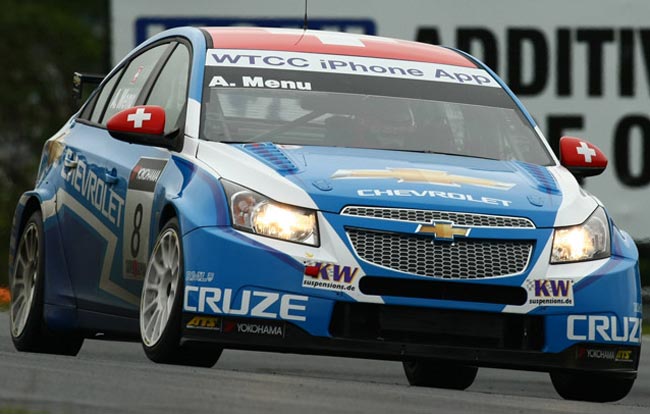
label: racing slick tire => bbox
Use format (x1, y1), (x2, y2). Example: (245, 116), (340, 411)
(402, 360), (478, 390)
(140, 218), (222, 367)
(550, 370), (635, 402)
(9, 210), (84, 356)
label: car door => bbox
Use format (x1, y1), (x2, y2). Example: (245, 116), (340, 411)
(108, 41), (192, 302)
(57, 41), (174, 317)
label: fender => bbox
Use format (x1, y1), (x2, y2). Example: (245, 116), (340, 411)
(10, 189), (79, 330)
(154, 155), (230, 236)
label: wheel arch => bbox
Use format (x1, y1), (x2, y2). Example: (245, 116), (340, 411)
(158, 202), (180, 232)
(9, 190), (79, 331)
(9, 192), (46, 277)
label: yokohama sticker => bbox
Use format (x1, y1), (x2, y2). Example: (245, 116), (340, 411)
(576, 347), (635, 363)
(222, 319), (285, 337)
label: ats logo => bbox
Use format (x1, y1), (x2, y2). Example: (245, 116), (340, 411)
(525, 278), (574, 306)
(303, 262), (359, 292)
(576, 347), (635, 363)
(186, 316), (221, 330)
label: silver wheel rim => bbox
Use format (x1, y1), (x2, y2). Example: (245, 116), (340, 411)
(10, 222), (40, 338)
(140, 228), (181, 347)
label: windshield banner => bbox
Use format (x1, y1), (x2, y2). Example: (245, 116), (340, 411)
(206, 49), (499, 88)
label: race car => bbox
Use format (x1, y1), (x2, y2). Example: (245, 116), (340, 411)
(8, 27), (642, 402)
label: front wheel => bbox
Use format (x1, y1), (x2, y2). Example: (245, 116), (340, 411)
(550, 371), (635, 402)
(140, 218), (221, 367)
(10, 210), (84, 356)
(403, 360), (478, 390)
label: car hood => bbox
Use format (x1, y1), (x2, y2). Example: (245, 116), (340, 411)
(196, 142), (597, 228)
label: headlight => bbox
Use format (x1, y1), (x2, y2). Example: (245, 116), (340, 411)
(551, 207), (610, 263)
(222, 180), (319, 246)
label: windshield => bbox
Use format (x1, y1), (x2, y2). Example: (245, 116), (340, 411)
(201, 52), (554, 166)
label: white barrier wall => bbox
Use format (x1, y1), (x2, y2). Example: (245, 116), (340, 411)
(111, 0), (650, 239)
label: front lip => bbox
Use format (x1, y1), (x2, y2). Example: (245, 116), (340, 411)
(182, 315), (639, 376)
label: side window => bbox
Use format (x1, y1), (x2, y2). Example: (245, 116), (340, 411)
(146, 44), (190, 132)
(102, 44), (168, 124)
(89, 67), (124, 123)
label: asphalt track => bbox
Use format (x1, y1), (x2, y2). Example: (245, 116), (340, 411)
(0, 312), (647, 414)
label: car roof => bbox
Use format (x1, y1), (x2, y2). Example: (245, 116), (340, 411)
(202, 27), (476, 68)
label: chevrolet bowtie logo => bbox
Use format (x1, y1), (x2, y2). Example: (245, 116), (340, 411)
(416, 222), (471, 241)
(331, 168), (514, 190)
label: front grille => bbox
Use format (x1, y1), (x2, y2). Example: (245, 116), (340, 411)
(329, 303), (545, 351)
(341, 206), (535, 228)
(347, 229), (533, 279)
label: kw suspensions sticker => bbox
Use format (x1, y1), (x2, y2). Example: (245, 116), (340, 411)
(123, 158), (168, 279)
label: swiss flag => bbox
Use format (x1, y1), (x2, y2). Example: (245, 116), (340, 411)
(560, 136), (607, 169)
(107, 105), (165, 136)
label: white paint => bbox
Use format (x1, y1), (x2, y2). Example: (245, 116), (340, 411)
(127, 107), (151, 128)
(548, 166), (598, 227)
(184, 98), (201, 139)
(576, 142), (596, 163)
(196, 141), (317, 209)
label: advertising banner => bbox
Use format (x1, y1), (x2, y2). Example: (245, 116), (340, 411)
(111, 0), (650, 238)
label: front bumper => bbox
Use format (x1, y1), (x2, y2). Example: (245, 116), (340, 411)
(181, 224), (642, 376)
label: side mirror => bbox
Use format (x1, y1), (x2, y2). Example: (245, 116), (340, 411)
(107, 105), (179, 150)
(559, 136), (607, 177)
(72, 72), (104, 103)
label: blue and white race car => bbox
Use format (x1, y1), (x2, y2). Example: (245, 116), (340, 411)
(8, 27), (641, 402)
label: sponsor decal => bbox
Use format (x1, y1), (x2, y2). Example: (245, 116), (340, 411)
(356, 189), (512, 207)
(108, 88), (139, 112)
(222, 319), (285, 337)
(525, 278), (574, 306)
(184, 287), (308, 322)
(60, 149), (125, 227)
(331, 168), (515, 190)
(567, 315), (642, 343)
(208, 75), (312, 91)
(576, 347), (635, 363)
(186, 270), (216, 283)
(206, 49), (497, 87)
(130, 66), (144, 84)
(128, 158), (167, 192)
(416, 221), (470, 241)
(186, 316), (221, 330)
(303, 262), (359, 292)
(122, 157), (168, 280)
(615, 349), (634, 362)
